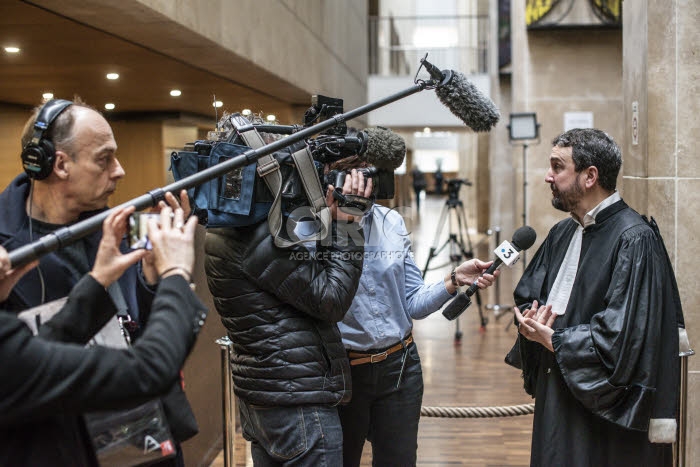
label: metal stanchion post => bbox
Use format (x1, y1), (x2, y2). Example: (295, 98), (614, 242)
(676, 328), (694, 467)
(217, 336), (235, 467)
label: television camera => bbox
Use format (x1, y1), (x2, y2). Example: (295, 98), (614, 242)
(8, 54), (499, 266)
(172, 94), (403, 229)
(258, 94), (402, 201)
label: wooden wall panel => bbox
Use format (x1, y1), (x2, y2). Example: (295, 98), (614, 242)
(109, 120), (166, 206)
(0, 104), (32, 191)
(0, 110), (171, 204)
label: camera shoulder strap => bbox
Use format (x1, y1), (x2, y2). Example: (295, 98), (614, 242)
(231, 117), (329, 248)
(289, 146), (331, 244)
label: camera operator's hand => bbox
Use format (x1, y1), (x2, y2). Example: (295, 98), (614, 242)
(0, 247), (38, 303)
(325, 169), (373, 223)
(146, 205), (197, 282)
(90, 206), (149, 288)
(444, 259), (500, 295)
(142, 190), (192, 285)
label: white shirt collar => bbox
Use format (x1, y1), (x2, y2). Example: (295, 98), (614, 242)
(573, 191), (621, 228)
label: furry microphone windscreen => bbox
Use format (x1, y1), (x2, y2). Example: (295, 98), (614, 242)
(435, 71), (500, 132)
(362, 127), (406, 171)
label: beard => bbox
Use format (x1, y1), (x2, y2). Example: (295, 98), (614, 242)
(551, 176), (584, 213)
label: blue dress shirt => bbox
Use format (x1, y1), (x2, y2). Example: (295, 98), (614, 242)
(337, 205), (455, 351)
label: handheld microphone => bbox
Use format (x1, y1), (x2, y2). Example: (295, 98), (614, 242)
(442, 225), (537, 321)
(420, 57), (500, 133)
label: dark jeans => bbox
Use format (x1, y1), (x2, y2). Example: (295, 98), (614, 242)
(238, 398), (343, 466)
(338, 343), (424, 467)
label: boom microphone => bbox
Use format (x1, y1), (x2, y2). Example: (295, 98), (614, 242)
(7, 56), (493, 269)
(442, 225), (536, 321)
(420, 57), (500, 132)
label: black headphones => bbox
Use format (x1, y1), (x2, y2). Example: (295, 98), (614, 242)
(21, 99), (73, 180)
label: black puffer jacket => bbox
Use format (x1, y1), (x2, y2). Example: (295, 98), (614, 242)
(204, 219), (363, 406)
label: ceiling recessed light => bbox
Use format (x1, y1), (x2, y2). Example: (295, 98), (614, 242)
(266, 114), (276, 122)
(104, 103), (116, 110)
(106, 73), (119, 80)
(4, 46), (20, 53)
(212, 101), (223, 108)
(42, 92), (54, 100)
(170, 89), (182, 97)
(241, 109), (252, 116)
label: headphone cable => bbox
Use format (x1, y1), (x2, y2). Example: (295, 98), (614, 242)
(27, 179), (46, 305)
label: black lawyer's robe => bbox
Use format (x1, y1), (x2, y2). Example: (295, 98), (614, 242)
(507, 200), (683, 467)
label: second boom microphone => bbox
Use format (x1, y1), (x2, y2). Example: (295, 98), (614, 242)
(442, 225), (537, 321)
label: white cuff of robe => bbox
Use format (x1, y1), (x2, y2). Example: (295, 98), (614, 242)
(648, 418), (677, 443)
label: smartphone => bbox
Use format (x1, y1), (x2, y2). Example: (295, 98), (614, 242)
(129, 212), (160, 250)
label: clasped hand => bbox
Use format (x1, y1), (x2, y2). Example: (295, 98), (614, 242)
(514, 300), (556, 352)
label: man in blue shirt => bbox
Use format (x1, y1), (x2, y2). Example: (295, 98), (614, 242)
(329, 157), (499, 467)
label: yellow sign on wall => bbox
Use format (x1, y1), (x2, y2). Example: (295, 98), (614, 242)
(526, 0), (621, 27)
(591, 0), (621, 22)
(525, 0), (557, 26)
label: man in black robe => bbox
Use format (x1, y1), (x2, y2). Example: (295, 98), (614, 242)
(507, 128), (684, 467)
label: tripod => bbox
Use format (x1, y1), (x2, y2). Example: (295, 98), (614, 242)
(421, 180), (486, 340)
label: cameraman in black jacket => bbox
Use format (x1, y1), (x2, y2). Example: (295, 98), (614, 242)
(0, 204), (206, 466)
(204, 170), (370, 465)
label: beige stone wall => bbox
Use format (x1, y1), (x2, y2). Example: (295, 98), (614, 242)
(622, 0), (700, 461)
(28, 0), (368, 127)
(134, 0), (368, 115)
(524, 27), (623, 235)
(108, 119), (166, 206)
(0, 104), (30, 191)
(506, 1), (622, 289)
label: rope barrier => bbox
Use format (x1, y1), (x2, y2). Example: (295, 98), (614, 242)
(421, 403), (535, 418)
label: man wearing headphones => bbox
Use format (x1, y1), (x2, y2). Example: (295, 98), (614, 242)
(1, 98), (144, 312)
(0, 98), (196, 465)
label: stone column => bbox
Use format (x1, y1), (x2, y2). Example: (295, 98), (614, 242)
(622, 0), (700, 461)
